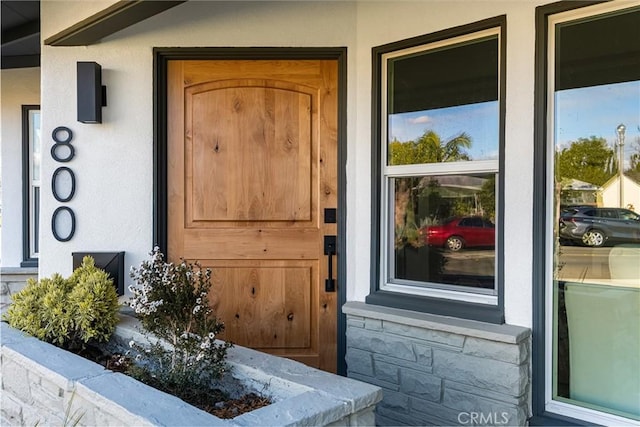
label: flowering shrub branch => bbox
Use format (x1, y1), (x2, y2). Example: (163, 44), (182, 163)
(127, 248), (231, 396)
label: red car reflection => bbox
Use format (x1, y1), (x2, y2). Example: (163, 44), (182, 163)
(420, 216), (495, 251)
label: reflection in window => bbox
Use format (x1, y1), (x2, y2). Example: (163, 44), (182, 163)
(389, 102), (499, 165)
(22, 106), (40, 265)
(386, 33), (499, 166)
(549, 4), (640, 422)
(391, 174), (496, 291)
(381, 26), (501, 301)
(30, 110), (41, 255)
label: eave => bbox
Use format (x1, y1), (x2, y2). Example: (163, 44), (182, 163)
(44, 0), (186, 47)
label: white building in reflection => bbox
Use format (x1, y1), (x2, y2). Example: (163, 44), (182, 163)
(601, 174), (640, 211)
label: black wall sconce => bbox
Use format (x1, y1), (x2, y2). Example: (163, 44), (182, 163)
(77, 61), (107, 123)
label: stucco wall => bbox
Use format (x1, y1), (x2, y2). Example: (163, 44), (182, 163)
(0, 68), (41, 267)
(38, 0), (358, 294)
(39, 0), (553, 328)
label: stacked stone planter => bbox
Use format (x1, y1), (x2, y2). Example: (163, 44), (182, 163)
(344, 302), (531, 426)
(0, 267), (37, 309)
(1, 316), (381, 426)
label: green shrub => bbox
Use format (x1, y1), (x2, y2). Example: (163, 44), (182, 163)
(3, 256), (120, 350)
(127, 248), (231, 399)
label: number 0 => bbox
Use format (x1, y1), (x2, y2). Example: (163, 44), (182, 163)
(51, 206), (76, 242)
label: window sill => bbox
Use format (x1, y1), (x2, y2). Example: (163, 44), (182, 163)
(2, 266), (38, 275)
(344, 300), (529, 344)
(381, 281), (498, 305)
(19, 260), (38, 268)
(365, 289), (505, 324)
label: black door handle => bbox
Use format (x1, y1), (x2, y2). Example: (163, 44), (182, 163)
(324, 236), (336, 292)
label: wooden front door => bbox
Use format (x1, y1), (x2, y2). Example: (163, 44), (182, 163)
(167, 59), (338, 372)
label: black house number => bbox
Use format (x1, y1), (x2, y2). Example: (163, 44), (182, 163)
(51, 126), (76, 242)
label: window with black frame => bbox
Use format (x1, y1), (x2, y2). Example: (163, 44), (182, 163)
(368, 17), (505, 322)
(539, 2), (640, 424)
(21, 105), (41, 266)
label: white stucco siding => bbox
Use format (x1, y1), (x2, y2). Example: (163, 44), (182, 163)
(38, 41), (155, 282)
(39, 0), (553, 328)
(0, 68), (41, 267)
(38, 1), (358, 288)
(500, 5), (540, 327)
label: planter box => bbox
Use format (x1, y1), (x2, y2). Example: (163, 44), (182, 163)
(1, 315), (381, 426)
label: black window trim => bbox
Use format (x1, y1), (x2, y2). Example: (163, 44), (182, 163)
(367, 15), (507, 324)
(21, 104), (40, 268)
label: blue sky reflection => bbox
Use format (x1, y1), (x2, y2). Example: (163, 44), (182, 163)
(388, 101), (499, 161)
(555, 80), (640, 169)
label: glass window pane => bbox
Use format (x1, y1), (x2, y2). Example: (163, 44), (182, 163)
(31, 111), (41, 182)
(387, 35), (499, 165)
(25, 108), (41, 260)
(378, 21), (503, 313)
(390, 173), (496, 291)
(551, 6), (640, 421)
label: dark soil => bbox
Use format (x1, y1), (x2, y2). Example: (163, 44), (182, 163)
(204, 392), (272, 419)
(76, 345), (271, 419)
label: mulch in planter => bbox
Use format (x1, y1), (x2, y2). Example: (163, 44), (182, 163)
(76, 345), (271, 419)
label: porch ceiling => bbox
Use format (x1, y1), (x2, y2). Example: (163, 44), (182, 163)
(1, 0), (40, 69)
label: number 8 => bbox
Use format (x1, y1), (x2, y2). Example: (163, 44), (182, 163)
(51, 126), (75, 162)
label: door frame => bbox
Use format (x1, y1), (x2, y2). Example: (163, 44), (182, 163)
(153, 47), (348, 375)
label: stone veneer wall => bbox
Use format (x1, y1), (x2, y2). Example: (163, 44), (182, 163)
(343, 302), (531, 426)
(0, 267), (37, 308)
(1, 317), (381, 427)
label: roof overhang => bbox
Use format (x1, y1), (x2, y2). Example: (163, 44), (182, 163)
(2, 0), (186, 69)
(1, 0), (41, 69)
(44, 0), (187, 47)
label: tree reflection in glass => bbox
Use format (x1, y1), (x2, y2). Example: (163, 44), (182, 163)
(550, 6), (640, 418)
(392, 173), (496, 290)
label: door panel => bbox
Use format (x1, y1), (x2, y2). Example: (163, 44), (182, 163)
(168, 59), (338, 372)
(187, 80), (312, 223)
(210, 265), (312, 348)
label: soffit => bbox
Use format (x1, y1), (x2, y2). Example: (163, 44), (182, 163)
(1, 0), (40, 69)
(44, 0), (187, 46)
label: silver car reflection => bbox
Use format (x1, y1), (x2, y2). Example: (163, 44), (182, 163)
(559, 206), (640, 247)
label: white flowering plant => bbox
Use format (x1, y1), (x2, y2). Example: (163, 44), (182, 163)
(127, 247), (232, 400)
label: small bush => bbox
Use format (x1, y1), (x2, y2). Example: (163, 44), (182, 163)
(3, 256), (120, 350)
(127, 247), (231, 400)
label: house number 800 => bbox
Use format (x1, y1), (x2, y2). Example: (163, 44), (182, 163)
(51, 126), (77, 242)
